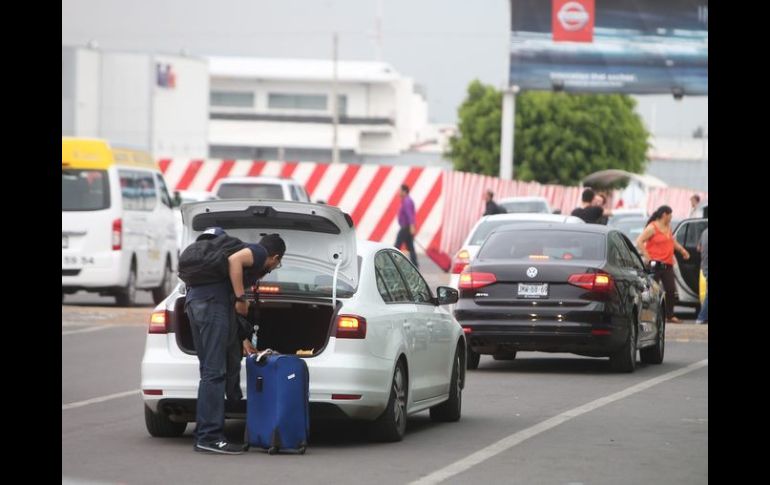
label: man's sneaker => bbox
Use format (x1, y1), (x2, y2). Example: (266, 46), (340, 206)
(194, 440), (244, 455)
(695, 319), (706, 325)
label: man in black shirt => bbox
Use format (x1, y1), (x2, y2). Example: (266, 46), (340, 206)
(571, 188), (610, 224)
(483, 189), (506, 216)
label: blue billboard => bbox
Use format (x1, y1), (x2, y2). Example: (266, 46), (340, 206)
(509, 0), (708, 95)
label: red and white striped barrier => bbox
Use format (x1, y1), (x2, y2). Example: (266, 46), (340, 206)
(159, 159), (707, 267)
(159, 159), (445, 255)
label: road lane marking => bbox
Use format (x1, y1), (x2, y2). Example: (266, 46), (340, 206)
(62, 389), (140, 410)
(410, 359), (708, 485)
(62, 326), (114, 336)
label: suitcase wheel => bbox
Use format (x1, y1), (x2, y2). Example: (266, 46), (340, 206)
(268, 446), (278, 455)
(298, 446), (306, 455)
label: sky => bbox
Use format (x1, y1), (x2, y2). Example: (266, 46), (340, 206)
(62, 0), (707, 137)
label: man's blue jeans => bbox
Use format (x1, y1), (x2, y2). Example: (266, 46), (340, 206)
(186, 297), (231, 444)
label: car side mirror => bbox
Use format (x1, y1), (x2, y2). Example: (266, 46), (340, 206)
(436, 286), (459, 305)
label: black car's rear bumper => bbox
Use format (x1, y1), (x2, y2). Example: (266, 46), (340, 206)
(456, 304), (630, 356)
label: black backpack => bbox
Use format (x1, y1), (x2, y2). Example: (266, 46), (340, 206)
(178, 234), (247, 286)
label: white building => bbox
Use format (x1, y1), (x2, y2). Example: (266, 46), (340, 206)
(61, 46), (209, 159)
(207, 56), (434, 163)
(645, 137), (708, 192)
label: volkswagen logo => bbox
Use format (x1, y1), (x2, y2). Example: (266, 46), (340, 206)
(558, 1), (590, 31)
(526, 267), (538, 278)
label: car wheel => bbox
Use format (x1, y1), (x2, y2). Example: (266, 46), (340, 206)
(152, 260), (173, 304)
(116, 265), (137, 307)
(144, 405), (186, 437)
(610, 315), (637, 373)
(371, 360), (407, 442)
(640, 311), (665, 365)
(430, 346), (462, 422)
(467, 347), (480, 370)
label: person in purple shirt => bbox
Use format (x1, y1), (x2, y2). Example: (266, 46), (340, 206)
(395, 184), (419, 268)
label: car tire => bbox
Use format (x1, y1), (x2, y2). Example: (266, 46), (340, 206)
(116, 265), (137, 307)
(610, 316), (637, 373)
(144, 405), (186, 437)
(152, 260), (173, 304)
(430, 346), (462, 422)
(371, 360), (407, 442)
(640, 311), (665, 365)
(467, 348), (480, 370)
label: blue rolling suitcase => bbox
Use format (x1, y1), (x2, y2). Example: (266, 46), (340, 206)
(245, 353), (310, 454)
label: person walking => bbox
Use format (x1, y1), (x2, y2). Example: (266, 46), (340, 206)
(394, 184), (419, 268)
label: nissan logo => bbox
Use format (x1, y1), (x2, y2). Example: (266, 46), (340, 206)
(558, 2), (590, 31)
(526, 267), (538, 278)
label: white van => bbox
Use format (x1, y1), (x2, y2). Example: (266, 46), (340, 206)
(62, 137), (178, 305)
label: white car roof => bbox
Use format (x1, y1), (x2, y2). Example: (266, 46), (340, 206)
(461, 213), (583, 249)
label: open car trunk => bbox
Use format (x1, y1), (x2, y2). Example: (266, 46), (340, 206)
(173, 296), (337, 357)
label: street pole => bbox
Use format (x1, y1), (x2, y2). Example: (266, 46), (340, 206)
(499, 85), (519, 180)
(332, 32), (340, 164)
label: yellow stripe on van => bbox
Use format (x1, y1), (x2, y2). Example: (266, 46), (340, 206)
(62, 137), (158, 170)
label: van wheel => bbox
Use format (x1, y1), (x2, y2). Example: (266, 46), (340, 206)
(116, 265), (137, 307)
(152, 261), (173, 304)
(430, 346), (462, 422)
(144, 405), (186, 437)
(371, 360), (407, 442)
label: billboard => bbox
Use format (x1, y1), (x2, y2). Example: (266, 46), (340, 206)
(509, 0), (708, 95)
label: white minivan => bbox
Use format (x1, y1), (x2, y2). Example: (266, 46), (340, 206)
(62, 137), (178, 305)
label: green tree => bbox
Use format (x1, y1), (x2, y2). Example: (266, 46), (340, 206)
(446, 82), (650, 185)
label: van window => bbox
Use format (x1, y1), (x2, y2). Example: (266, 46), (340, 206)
(155, 174), (173, 208)
(62, 169), (111, 211)
(120, 170), (157, 211)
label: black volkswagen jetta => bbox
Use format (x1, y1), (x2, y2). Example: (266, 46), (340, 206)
(454, 223), (666, 373)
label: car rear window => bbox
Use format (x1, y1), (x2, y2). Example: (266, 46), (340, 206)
(478, 230), (606, 261)
(500, 201), (547, 213)
(216, 183), (284, 199)
(62, 169), (110, 211)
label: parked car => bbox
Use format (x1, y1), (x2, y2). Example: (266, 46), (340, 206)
(498, 196), (553, 214)
(141, 199), (466, 442)
(608, 215), (648, 241)
(454, 223), (666, 372)
(211, 176), (310, 202)
(449, 213), (584, 289)
(62, 137), (178, 305)
(673, 217), (708, 315)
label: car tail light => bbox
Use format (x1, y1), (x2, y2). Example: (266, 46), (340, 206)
(335, 315), (367, 339)
(462, 327), (472, 334)
(568, 273), (613, 292)
(451, 249), (471, 274)
(258, 285), (280, 293)
(143, 389), (163, 395)
(149, 310), (169, 334)
(459, 271), (497, 290)
(112, 218), (122, 250)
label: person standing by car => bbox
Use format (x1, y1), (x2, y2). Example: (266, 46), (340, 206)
(696, 228), (708, 324)
(592, 192), (609, 225)
(394, 184), (419, 268)
(636, 205), (690, 324)
(483, 189), (506, 216)
(689, 194), (701, 217)
(186, 229), (285, 454)
(571, 188), (611, 224)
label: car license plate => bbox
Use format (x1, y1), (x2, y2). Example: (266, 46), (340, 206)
(62, 235), (68, 249)
(517, 283), (548, 298)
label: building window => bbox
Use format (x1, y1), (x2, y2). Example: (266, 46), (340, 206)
(268, 93), (327, 111)
(211, 91), (255, 108)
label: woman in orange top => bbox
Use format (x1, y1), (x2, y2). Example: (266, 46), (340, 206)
(636, 205), (690, 323)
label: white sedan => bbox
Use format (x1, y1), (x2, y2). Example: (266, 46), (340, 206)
(449, 213), (585, 289)
(141, 199), (466, 442)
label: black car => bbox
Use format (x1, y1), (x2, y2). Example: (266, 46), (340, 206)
(454, 223), (666, 373)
